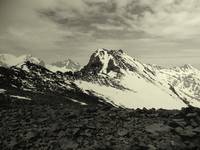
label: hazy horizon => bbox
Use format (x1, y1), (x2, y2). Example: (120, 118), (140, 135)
(1, 0), (200, 68)
(0, 49), (199, 70)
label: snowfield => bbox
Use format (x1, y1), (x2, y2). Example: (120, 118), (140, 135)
(75, 80), (187, 110)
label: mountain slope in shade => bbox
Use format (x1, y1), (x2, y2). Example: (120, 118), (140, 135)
(46, 59), (81, 73)
(0, 61), (110, 107)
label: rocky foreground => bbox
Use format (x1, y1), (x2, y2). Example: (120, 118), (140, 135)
(0, 105), (200, 150)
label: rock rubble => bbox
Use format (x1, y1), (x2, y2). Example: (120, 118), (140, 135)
(0, 105), (200, 150)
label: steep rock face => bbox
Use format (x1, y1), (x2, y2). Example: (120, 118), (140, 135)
(78, 48), (150, 90)
(81, 48), (144, 77)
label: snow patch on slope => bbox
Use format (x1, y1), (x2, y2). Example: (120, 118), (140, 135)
(75, 80), (187, 110)
(68, 97), (87, 106)
(0, 89), (6, 93)
(10, 95), (31, 101)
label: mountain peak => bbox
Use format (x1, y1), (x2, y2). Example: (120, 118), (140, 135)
(170, 64), (198, 74)
(181, 64), (194, 70)
(81, 48), (144, 76)
(94, 48), (124, 55)
(47, 58), (81, 72)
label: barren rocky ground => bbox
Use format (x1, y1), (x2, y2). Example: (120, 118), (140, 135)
(0, 104), (200, 150)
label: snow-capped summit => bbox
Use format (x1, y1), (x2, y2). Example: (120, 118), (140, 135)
(168, 64), (198, 74)
(75, 48), (200, 109)
(81, 48), (144, 77)
(76, 49), (188, 109)
(46, 59), (81, 73)
(0, 54), (45, 67)
(181, 64), (194, 69)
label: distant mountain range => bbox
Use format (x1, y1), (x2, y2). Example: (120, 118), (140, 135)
(47, 59), (81, 73)
(0, 49), (200, 109)
(0, 54), (81, 72)
(0, 54), (45, 67)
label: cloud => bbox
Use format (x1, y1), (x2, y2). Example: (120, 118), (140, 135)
(0, 0), (77, 59)
(134, 0), (200, 39)
(38, 0), (200, 40)
(38, 0), (134, 40)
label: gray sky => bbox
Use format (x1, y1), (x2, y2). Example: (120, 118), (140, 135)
(0, 0), (200, 68)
